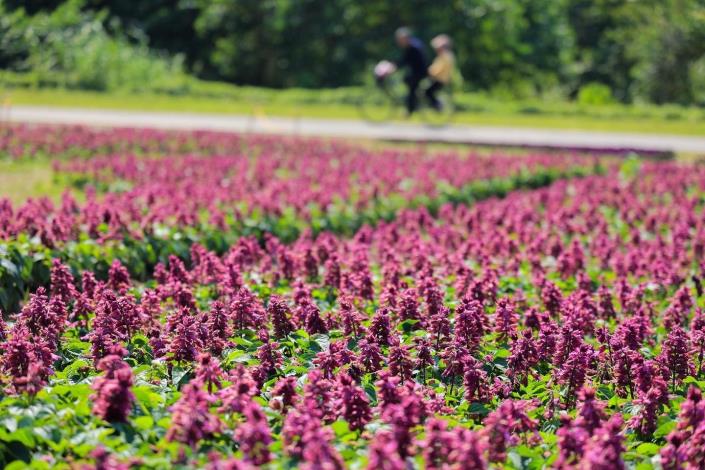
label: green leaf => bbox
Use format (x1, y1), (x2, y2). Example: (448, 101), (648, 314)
(5, 461), (31, 470)
(331, 419), (351, 437)
(398, 319), (420, 333)
(134, 415), (154, 431)
(171, 367), (191, 387)
(133, 386), (165, 411)
(310, 334), (330, 352)
(0, 428), (36, 447)
(156, 416), (171, 428)
(468, 402), (490, 416)
(635, 443), (661, 456)
(1, 417), (18, 433)
(494, 348), (510, 359)
(0, 258), (19, 277)
(507, 450), (523, 469)
(654, 421), (676, 438)
(619, 155), (642, 181)
(226, 349), (252, 364)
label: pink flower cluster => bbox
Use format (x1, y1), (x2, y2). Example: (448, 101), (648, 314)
(1, 124), (595, 246)
(1, 124), (279, 160)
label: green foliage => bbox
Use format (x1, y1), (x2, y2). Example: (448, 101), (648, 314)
(577, 82), (614, 106)
(3, 0), (705, 104)
(0, 0), (189, 92)
(191, 0), (578, 95)
(619, 155), (643, 182)
(627, 0), (705, 105)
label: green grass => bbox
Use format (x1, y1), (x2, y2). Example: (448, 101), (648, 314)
(0, 159), (77, 204)
(4, 83), (705, 136)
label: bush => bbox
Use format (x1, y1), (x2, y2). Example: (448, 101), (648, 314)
(0, 0), (189, 93)
(577, 83), (614, 106)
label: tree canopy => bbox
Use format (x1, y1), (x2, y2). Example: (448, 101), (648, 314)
(3, 0), (705, 104)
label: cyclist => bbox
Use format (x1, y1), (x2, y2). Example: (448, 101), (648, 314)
(392, 27), (429, 116)
(426, 34), (455, 111)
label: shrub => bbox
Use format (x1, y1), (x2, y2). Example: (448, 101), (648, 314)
(577, 83), (614, 106)
(1, 0), (189, 93)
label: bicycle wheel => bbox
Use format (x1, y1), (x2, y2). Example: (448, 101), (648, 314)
(420, 86), (456, 127)
(357, 81), (397, 123)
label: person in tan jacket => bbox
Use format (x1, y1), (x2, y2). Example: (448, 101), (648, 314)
(426, 34), (455, 111)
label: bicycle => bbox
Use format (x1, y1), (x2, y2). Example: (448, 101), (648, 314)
(356, 68), (455, 126)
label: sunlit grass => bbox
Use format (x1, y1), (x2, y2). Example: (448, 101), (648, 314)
(0, 159), (78, 205)
(5, 87), (705, 136)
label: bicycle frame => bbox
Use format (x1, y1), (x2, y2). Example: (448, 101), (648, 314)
(360, 73), (455, 125)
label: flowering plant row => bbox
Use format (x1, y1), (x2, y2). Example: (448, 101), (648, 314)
(1, 125), (283, 160)
(2, 126), (598, 245)
(0, 124), (669, 162)
(0, 125), (601, 314)
(1, 152), (704, 468)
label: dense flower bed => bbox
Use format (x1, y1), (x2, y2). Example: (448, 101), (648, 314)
(2, 124), (597, 245)
(1, 139), (704, 468)
(0, 124), (276, 160)
(0, 125), (600, 314)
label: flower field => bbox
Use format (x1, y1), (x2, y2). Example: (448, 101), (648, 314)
(0, 125), (704, 469)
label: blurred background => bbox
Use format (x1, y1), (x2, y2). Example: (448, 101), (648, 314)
(2, 0), (705, 133)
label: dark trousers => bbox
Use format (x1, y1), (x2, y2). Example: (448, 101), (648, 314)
(404, 74), (424, 114)
(425, 80), (444, 110)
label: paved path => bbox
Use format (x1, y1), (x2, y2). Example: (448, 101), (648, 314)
(4, 105), (705, 154)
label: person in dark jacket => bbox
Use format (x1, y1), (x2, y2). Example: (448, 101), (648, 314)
(394, 27), (428, 116)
